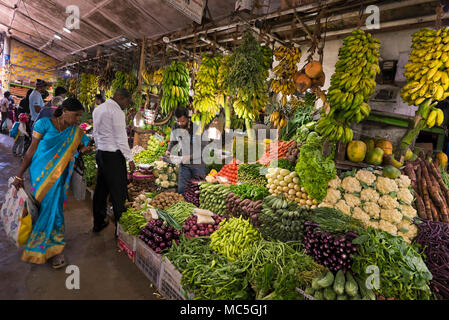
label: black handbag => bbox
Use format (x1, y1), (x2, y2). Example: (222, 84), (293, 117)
(70, 155), (87, 201)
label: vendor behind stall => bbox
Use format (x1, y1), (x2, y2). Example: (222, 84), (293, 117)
(164, 106), (207, 194)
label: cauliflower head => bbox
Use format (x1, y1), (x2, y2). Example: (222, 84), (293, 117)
(366, 220), (379, 229)
(397, 188), (414, 205)
(323, 188), (341, 205)
(344, 193), (361, 208)
(318, 202), (335, 209)
(400, 204), (418, 219)
(341, 176), (362, 193)
(355, 170), (376, 186)
(378, 195), (400, 210)
(161, 181), (170, 188)
(352, 207), (370, 225)
(328, 177), (342, 189)
(396, 175), (412, 188)
(159, 174), (169, 181)
(376, 176), (399, 194)
(361, 188), (380, 203)
(380, 209), (402, 224)
(363, 201), (381, 219)
(397, 219), (413, 232)
(379, 219), (398, 235)
(335, 200), (351, 216)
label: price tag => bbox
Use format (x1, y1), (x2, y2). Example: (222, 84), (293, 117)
(150, 208), (159, 220)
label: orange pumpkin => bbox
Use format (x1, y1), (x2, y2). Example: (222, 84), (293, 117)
(295, 73), (312, 93)
(375, 139), (393, 155)
(437, 152), (448, 168)
(305, 61), (323, 79)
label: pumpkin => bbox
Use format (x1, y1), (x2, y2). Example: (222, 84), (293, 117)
(375, 139), (393, 155)
(346, 140), (367, 163)
(305, 61), (323, 79)
(365, 147), (384, 166)
(383, 165), (402, 179)
(295, 73), (312, 93)
(437, 152), (448, 168)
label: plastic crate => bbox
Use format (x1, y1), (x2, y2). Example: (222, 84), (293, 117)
(159, 258), (194, 300)
(135, 238), (162, 289)
(116, 223), (137, 251)
(117, 237), (136, 262)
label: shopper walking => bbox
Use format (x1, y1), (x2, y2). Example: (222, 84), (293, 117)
(29, 80), (49, 126)
(164, 106), (207, 195)
(11, 113), (31, 157)
(17, 89), (32, 115)
(92, 88), (135, 233)
(44, 86), (67, 108)
(35, 96), (64, 122)
(12, 98), (91, 268)
(1, 91), (11, 132)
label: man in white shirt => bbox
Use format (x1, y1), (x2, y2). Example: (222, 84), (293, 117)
(29, 79), (49, 125)
(92, 88), (135, 233)
(1, 91), (11, 132)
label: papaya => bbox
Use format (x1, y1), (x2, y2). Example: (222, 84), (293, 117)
(437, 152), (448, 169)
(364, 138), (375, 153)
(365, 147), (384, 166)
(346, 140), (367, 163)
(383, 165), (402, 179)
(383, 154), (403, 168)
(404, 149), (414, 161)
(375, 139), (393, 155)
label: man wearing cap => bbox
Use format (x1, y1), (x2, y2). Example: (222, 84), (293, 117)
(92, 88), (136, 234)
(29, 79), (49, 126)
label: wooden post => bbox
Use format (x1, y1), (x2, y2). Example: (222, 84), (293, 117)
(137, 37), (146, 91)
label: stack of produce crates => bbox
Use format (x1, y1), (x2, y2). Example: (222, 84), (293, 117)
(135, 238), (163, 289)
(116, 223), (137, 262)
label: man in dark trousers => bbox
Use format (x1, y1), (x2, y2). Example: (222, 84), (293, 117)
(92, 88), (135, 233)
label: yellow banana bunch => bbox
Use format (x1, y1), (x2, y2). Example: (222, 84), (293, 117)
(426, 107), (445, 128)
(317, 29), (380, 142)
(160, 61), (190, 114)
(272, 46), (301, 105)
(153, 68), (164, 85)
(269, 111), (288, 128)
(401, 27), (449, 107)
(186, 60), (199, 73)
(141, 68), (153, 85)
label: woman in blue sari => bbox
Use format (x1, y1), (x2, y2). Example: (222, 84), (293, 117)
(12, 98), (92, 268)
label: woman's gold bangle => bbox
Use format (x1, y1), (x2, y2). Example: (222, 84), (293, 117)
(15, 176), (23, 181)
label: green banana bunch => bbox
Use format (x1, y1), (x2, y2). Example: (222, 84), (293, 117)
(401, 27), (449, 128)
(111, 71), (126, 91)
(317, 29), (380, 142)
(233, 87), (268, 121)
(160, 61), (190, 115)
(192, 53), (223, 127)
(78, 73), (99, 109)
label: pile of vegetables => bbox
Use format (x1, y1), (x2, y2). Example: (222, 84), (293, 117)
(183, 175), (204, 206)
(139, 219), (181, 253)
(165, 201), (197, 226)
(268, 158), (295, 172)
(83, 152), (97, 188)
(153, 161), (178, 189)
(165, 237), (254, 300)
(285, 141), (301, 164)
(295, 132), (337, 201)
(199, 183), (231, 215)
(307, 270), (374, 300)
(266, 167), (317, 208)
(236, 240), (327, 300)
(229, 184), (268, 201)
(216, 160), (239, 185)
(226, 193), (263, 227)
(119, 208), (147, 236)
(319, 169), (418, 243)
(351, 228), (434, 300)
(128, 180), (156, 200)
(182, 214), (226, 238)
(237, 163), (267, 187)
(258, 140), (295, 166)
(294, 122), (316, 144)
(134, 136), (167, 165)
(150, 192), (184, 210)
(210, 217), (262, 262)
(404, 156), (449, 223)
(303, 221), (358, 273)
(415, 220), (449, 300)
(259, 195), (310, 242)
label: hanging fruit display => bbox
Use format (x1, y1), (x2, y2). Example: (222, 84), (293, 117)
(69, 78), (77, 97)
(78, 73), (99, 110)
(271, 46), (301, 106)
(161, 61), (190, 115)
(192, 53), (223, 129)
(153, 68), (164, 86)
(315, 29), (381, 143)
(222, 31), (270, 139)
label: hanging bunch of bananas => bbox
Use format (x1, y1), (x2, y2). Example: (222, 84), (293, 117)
(316, 29), (380, 143)
(141, 68), (153, 86)
(269, 110), (288, 129)
(160, 61), (190, 114)
(111, 71), (126, 91)
(401, 27), (449, 122)
(426, 106), (445, 128)
(192, 53), (223, 127)
(124, 72), (138, 94)
(233, 87), (268, 121)
(186, 60), (199, 74)
(68, 78), (77, 97)
(271, 46), (301, 106)
(261, 46), (274, 71)
(153, 68), (164, 85)
(78, 73), (99, 109)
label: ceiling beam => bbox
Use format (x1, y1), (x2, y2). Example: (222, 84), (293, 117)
(127, 0), (169, 33)
(82, 0), (114, 19)
(70, 35), (126, 55)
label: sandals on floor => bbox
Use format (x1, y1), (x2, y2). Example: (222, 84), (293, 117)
(50, 254), (67, 269)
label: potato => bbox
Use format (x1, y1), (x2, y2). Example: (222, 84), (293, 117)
(306, 200), (312, 206)
(311, 205), (317, 209)
(279, 180), (287, 187)
(287, 183), (295, 189)
(300, 199), (306, 205)
(312, 199), (318, 205)
(301, 187), (306, 192)
(296, 191), (302, 197)
(294, 184), (300, 191)
(307, 195), (313, 200)
(302, 193), (307, 199)
(282, 186), (289, 192)
(288, 189), (296, 195)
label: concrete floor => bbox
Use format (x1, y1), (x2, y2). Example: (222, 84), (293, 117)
(0, 134), (160, 300)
